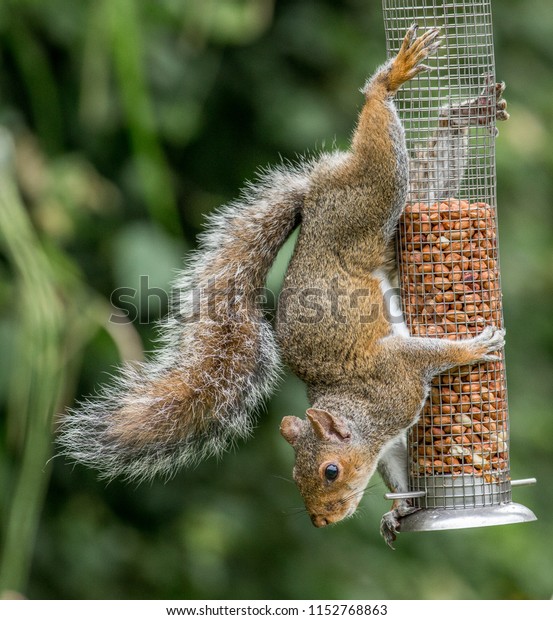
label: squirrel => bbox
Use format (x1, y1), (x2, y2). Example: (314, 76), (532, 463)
(59, 25), (509, 546)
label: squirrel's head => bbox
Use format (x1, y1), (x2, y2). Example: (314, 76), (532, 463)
(280, 408), (378, 527)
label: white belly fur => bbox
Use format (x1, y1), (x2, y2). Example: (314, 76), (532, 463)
(373, 268), (410, 338)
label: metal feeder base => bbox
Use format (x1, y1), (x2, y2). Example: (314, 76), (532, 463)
(400, 502), (537, 532)
(386, 476), (538, 532)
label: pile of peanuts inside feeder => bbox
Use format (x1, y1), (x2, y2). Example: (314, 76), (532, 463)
(399, 199), (509, 484)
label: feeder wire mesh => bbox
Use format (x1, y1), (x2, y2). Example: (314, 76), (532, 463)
(381, 0), (536, 529)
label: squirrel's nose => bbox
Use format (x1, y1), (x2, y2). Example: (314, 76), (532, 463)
(311, 514), (330, 528)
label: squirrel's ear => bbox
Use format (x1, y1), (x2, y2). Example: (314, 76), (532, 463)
(280, 416), (304, 447)
(306, 408), (351, 443)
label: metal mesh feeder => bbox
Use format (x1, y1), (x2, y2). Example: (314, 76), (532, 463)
(382, 0), (536, 531)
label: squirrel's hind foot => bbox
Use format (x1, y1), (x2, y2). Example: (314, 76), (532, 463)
(388, 24), (442, 91)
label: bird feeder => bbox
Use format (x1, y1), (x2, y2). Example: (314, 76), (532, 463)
(381, 0), (537, 531)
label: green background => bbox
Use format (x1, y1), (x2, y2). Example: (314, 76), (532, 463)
(0, 0), (551, 600)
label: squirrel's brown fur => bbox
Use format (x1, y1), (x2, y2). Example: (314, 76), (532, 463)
(59, 25), (508, 545)
(59, 165), (309, 480)
(277, 26), (505, 545)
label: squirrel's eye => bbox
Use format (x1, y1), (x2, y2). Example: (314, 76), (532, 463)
(324, 463), (339, 481)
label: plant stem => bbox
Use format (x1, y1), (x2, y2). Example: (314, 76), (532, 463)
(0, 135), (64, 594)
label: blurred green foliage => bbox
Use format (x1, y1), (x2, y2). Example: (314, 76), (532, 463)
(0, 0), (552, 601)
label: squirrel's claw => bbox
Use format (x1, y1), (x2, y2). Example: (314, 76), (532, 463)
(481, 75), (510, 135)
(401, 22), (419, 51)
(440, 73), (509, 135)
(495, 80), (506, 98)
(400, 23), (441, 55)
(380, 510), (401, 549)
(409, 27), (442, 66)
(380, 500), (419, 550)
(466, 325), (506, 364)
(391, 25), (442, 88)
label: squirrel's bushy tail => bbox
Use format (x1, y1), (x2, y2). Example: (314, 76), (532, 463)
(58, 165), (309, 481)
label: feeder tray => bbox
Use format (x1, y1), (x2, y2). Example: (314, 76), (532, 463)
(381, 0), (537, 531)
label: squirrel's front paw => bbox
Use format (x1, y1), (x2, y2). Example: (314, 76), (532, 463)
(380, 501), (419, 550)
(380, 510), (401, 549)
(467, 325), (506, 363)
(444, 74), (509, 134)
(480, 75), (510, 126)
(494, 79), (509, 123)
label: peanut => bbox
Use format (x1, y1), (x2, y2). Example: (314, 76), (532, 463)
(400, 200), (509, 479)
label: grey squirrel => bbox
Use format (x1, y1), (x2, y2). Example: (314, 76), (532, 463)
(59, 25), (509, 546)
